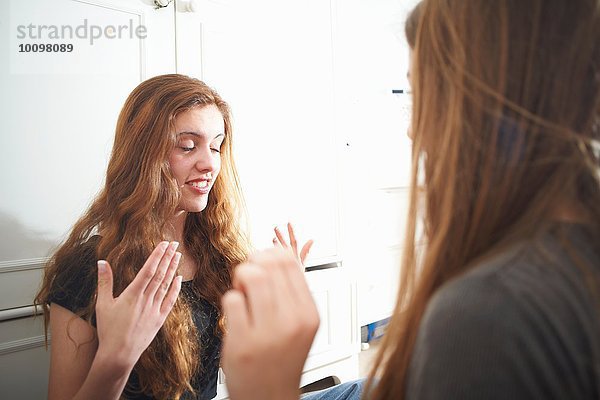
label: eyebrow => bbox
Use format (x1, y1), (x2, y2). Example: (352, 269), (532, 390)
(177, 131), (225, 141)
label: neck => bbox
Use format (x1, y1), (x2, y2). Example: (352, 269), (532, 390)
(169, 210), (188, 242)
(168, 210), (198, 281)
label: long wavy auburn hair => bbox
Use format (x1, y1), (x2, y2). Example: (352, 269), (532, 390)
(35, 74), (251, 399)
(368, 0), (600, 398)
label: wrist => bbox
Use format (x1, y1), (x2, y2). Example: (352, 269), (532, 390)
(92, 346), (134, 381)
(73, 347), (134, 400)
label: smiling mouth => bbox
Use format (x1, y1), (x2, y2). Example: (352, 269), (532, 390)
(185, 179), (212, 194)
(188, 180), (209, 188)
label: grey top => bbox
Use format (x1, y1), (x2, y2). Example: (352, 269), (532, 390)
(406, 222), (600, 399)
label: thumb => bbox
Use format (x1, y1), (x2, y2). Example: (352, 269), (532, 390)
(222, 289), (250, 334)
(96, 260), (114, 305)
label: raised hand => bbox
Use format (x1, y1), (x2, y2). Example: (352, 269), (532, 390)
(221, 248), (320, 400)
(273, 222), (314, 265)
(94, 241), (183, 373)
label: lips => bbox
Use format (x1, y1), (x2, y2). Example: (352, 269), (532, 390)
(185, 178), (211, 194)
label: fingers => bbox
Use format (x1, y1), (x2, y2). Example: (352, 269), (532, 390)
(287, 223), (298, 254)
(231, 262), (275, 326)
(245, 249), (305, 309)
(273, 226), (287, 247)
(153, 251), (182, 306)
(299, 240), (314, 264)
(261, 249), (312, 309)
(143, 242), (179, 299)
(159, 275), (183, 315)
(273, 223), (312, 264)
(127, 241), (170, 294)
(222, 290), (250, 335)
(96, 260), (114, 306)
(248, 250), (297, 311)
(229, 248), (319, 343)
(221, 289), (251, 380)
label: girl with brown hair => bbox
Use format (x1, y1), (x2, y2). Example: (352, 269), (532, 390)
(35, 74), (311, 400)
(219, 0), (600, 399)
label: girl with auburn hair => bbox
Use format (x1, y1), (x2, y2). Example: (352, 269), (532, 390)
(35, 74), (311, 400)
(218, 0), (600, 399)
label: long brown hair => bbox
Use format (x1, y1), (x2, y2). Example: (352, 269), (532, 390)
(369, 0), (600, 398)
(35, 74), (250, 399)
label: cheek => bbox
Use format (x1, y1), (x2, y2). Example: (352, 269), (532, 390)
(214, 157), (222, 177)
(168, 157), (187, 185)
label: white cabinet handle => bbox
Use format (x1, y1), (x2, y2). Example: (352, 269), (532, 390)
(305, 261), (341, 272)
(0, 305), (43, 322)
(154, 0), (173, 8)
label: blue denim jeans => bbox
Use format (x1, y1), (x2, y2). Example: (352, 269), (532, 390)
(301, 379), (365, 400)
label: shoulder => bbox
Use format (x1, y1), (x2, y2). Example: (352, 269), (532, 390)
(413, 248), (527, 378)
(48, 236), (101, 318)
(425, 222), (599, 330)
(407, 226), (600, 399)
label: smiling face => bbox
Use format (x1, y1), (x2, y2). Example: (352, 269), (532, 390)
(169, 104), (225, 213)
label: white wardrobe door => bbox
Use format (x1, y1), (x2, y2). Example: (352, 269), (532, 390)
(176, 0), (341, 265)
(1, 1), (176, 397)
(1, 0), (176, 265)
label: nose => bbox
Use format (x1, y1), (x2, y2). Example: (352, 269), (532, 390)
(194, 146), (218, 173)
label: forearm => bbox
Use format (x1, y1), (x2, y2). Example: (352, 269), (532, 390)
(70, 350), (133, 400)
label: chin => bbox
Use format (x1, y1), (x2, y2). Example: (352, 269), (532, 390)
(183, 199), (209, 213)
(189, 204), (209, 213)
